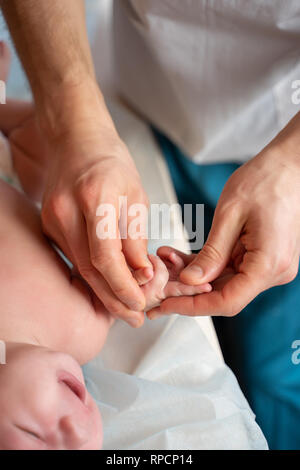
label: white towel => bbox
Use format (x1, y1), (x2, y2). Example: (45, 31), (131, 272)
(83, 315), (268, 450)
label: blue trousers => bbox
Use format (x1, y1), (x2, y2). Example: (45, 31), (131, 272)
(153, 129), (300, 450)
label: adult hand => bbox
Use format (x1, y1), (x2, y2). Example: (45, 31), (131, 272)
(1, 0), (152, 328)
(148, 112), (300, 319)
(5, 88), (152, 328)
(40, 83), (152, 327)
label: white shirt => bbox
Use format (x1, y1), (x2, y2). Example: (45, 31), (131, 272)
(113, 0), (300, 163)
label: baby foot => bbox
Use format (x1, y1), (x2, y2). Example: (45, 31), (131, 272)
(141, 249), (212, 311)
(141, 254), (170, 310)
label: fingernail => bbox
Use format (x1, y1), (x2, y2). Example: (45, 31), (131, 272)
(203, 283), (212, 292)
(148, 310), (163, 320)
(185, 264), (204, 278)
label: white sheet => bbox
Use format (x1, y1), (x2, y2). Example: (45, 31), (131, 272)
(83, 315), (268, 450)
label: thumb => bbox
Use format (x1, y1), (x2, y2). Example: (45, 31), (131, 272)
(180, 207), (244, 285)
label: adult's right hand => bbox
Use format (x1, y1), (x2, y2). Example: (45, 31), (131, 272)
(1, 0), (152, 328)
(41, 82), (152, 328)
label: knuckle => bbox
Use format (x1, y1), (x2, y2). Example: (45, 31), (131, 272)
(77, 179), (99, 211)
(281, 266), (298, 284)
(113, 140), (128, 157)
(201, 242), (224, 264)
(90, 252), (111, 271)
(276, 256), (293, 276)
(128, 184), (149, 209)
(78, 262), (94, 279)
(104, 300), (125, 317)
(43, 193), (68, 223)
(102, 137), (127, 157)
(225, 305), (240, 317)
(256, 253), (274, 277)
(222, 295), (241, 317)
(216, 199), (242, 221)
(113, 284), (133, 299)
(289, 267), (298, 282)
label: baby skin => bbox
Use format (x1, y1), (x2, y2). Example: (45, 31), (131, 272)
(0, 44), (210, 450)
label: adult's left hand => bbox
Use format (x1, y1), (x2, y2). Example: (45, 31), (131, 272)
(148, 112), (300, 319)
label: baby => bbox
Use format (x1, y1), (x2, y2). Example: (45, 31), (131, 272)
(0, 44), (210, 450)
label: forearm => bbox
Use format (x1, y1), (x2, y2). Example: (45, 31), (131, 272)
(1, 0), (101, 139)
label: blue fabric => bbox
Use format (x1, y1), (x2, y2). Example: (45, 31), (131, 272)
(153, 128), (300, 450)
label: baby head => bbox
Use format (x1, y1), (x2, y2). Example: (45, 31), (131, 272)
(0, 342), (102, 450)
